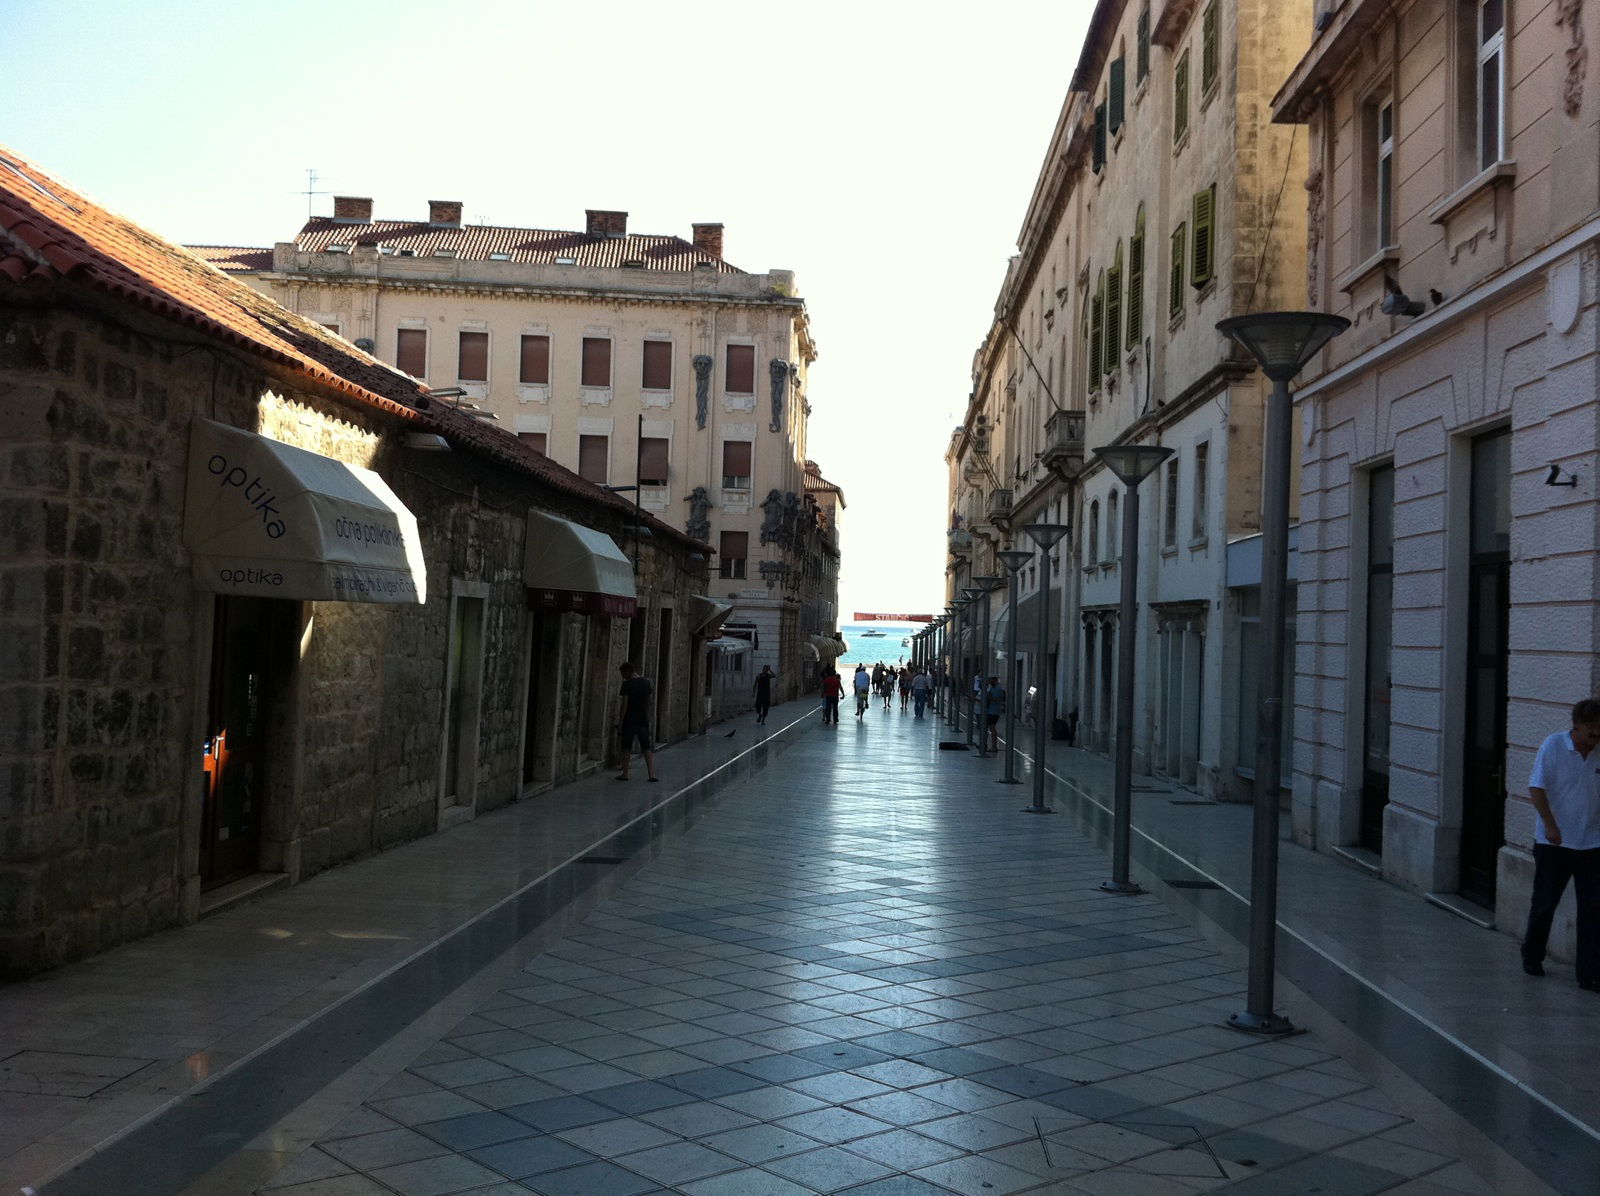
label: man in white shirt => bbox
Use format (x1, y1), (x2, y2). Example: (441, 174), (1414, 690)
(852, 664), (871, 719)
(1521, 698), (1600, 991)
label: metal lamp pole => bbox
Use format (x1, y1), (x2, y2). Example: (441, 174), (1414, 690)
(1217, 311), (1349, 1035)
(996, 549), (1033, 783)
(972, 576), (1003, 756)
(1092, 444), (1174, 896)
(947, 603), (965, 731)
(1020, 523), (1070, 813)
(961, 587), (987, 746)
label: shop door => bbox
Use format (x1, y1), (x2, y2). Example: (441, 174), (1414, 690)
(1459, 430), (1510, 907)
(200, 596), (270, 888)
(1359, 466), (1395, 853)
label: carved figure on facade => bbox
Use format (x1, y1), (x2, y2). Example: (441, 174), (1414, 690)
(1305, 167), (1324, 309)
(692, 354), (712, 428)
(780, 490), (801, 546)
(760, 488), (784, 543)
(685, 485), (712, 543)
(1557, 0), (1587, 118)
(769, 358), (789, 433)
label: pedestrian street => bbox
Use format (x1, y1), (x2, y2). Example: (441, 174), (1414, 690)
(244, 705), (1516, 1196)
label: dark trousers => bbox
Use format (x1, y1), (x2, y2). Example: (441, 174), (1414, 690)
(755, 696), (770, 723)
(822, 697), (839, 723)
(1522, 844), (1600, 984)
(913, 692), (927, 717)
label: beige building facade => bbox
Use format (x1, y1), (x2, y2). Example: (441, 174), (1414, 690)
(196, 203), (835, 699)
(1275, 0), (1600, 944)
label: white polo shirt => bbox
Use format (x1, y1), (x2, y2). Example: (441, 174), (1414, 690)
(1528, 730), (1600, 850)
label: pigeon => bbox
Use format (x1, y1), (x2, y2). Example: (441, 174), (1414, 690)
(724, 730), (737, 738)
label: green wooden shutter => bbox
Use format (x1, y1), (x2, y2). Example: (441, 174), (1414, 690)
(1093, 102), (1107, 171)
(1174, 51), (1190, 142)
(1109, 58), (1125, 133)
(1137, 4), (1150, 81)
(1169, 224), (1186, 316)
(1105, 251), (1122, 373)
(1202, 1), (1219, 93)
(1089, 277), (1104, 383)
(1191, 186), (1215, 287)
(1127, 225), (1145, 348)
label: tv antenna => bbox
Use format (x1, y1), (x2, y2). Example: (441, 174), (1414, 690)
(299, 168), (330, 219)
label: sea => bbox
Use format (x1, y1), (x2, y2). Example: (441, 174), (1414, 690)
(836, 621), (926, 667)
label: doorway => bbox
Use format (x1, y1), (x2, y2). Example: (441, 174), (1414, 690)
(656, 607), (674, 742)
(1360, 465), (1395, 853)
(200, 596), (275, 889)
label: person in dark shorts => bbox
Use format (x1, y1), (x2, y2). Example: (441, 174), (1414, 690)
(983, 675), (1005, 753)
(754, 665), (774, 724)
(615, 662), (658, 782)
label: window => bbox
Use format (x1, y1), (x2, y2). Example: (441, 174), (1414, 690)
(396, 328), (427, 378)
(1174, 50), (1191, 142)
(1127, 209), (1145, 349)
(1191, 185), (1216, 288)
(457, 331), (488, 382)
(1476, 0), (1505, 169)
(1378, 98), (1395, 248)
(1088, 499), (1101, 563)
(1201, 0), (1220, 94)
(1105, 242), (1123, 373)
(518, 431), (547, 455)
(581, 337), (611, 388)
(1089, 272), (1105, 383)
(642, 340), (673, 390)
(488, 252), (511, 261)
(1107, 490), (1121, 562)
(1109, 56), (1126, 134)
(721, 440), (752, 489)
(726, 344), (755, 394)
(1163, 458), (1180, 548)
(519, 334), (549, 384)
(638, 437), (669, 486)
(719, 531), (748, 579)
(1192, 441), (1209, 538)
(1093, 101), (1108, 171)
(578, 434), (608, 483)
(1137, 4), (1151, 81)
(1169, 223), (1186, 316)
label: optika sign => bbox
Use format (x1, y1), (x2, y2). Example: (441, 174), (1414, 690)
(216, 565), (285, 587)
(207, 453), (287, 538)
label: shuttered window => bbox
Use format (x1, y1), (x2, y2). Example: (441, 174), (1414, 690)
(578, 434), (608, 483)
(581, 337), (611, 388)
(639, 437), (669, 485)
(1088, 274), (1104, 384)
(726, 344), (755, 394)
(721, 440), (753, 489)
(457, 331), (488, 382)
(719, 531), (748, 580)
(519, 335), (549, 384)
(1108, 58), (1125, 134)
(642, 340), (673, 390)
(1127, 213), (1145, 349)
(1169, 224), (1186, 315)
(1105, 245), (1122, 374)
(517, 431), (547, 455)
(1093, 102), (1107, 171)
(1174, 50), (1190, 142)
(1136, 3), (1150, 81)
(396, 328), (427, 378)
(1191, 186), (1216, 288)
(1201, 1), (1219, 94)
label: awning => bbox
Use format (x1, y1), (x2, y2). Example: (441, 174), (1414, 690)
(183, 419), (426, 604)
(688, 595), (735, 636)
(808, 634), (845, 662)
(525, 509), (637, 616)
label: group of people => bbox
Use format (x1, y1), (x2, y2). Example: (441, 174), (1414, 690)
(818, 662), (935, 723)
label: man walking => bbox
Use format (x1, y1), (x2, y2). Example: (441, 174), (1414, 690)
(1521, 698), (1600, 991)
(911, 667), (931, 718)
(614, 662), (659, 782)
(983, 675), (1006, 754)
(820, 669), (843, 724)
(853, 664), (871, 719)
(753, 665), (774, 725)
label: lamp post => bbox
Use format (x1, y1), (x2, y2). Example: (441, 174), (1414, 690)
(1092, 444), (1175, 896)
(1020, 523), (1070, 813)
(1217, 310), (1350, 1035)
(996, 549), (1034, 784)
(973, 576), (1003, 756)
(961, 587), (986, 746)
(946, 603), (964, 730)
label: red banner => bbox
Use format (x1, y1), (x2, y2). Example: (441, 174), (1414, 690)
(853, 612), (935, 622)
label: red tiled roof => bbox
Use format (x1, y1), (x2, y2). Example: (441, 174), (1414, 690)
(187, 244), (274, 272)
(290, 217), (744, 274)
(0, 145), (706, 550)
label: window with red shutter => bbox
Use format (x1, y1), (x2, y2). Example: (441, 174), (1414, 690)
(396, 328), (427, 378)
(726, 344), (755, 394)
(719, 531), (748, 579)
(642, 340), (673, 390)
(581, 337), (611, 388)
(458, 331), (488, 381)
(578, 435), (609, 483)
(639, 437), (669, 485)
(517, 432), (547, 455)
(519, 335), (550, 384)
(721, 441), (752, 489)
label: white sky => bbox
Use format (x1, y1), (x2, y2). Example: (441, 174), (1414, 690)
(3, 0), (1095, 619)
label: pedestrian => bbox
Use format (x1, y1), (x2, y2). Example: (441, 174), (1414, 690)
(984, 675), (1006, 753)
(898, 668), (912, 712)
(911, 667), (931, 718)
(753, 665), (774, 725)
(614, 662), (659, 782)
(882, 665), (895, 710)
(820, 669), (843, 724)
(1520, 698), (1600, 991)
(853, 663), (871, 719)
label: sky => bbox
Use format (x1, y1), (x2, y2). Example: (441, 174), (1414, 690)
(2, 0), (1095, 620)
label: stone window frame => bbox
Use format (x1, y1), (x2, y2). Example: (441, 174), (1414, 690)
(438, 578), (490, 828)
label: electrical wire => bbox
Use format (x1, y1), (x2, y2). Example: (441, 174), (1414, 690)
(1245, 123), (1299, 314)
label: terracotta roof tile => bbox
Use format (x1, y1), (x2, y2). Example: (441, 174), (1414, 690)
(187, 244), (274, 272)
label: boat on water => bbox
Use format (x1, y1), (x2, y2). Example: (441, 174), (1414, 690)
(859, 630), (887, 638)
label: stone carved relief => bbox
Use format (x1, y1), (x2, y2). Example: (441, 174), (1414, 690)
(759, 489), (784, 543)
(769, 358), (789, 432)
(692, 354), (712, 428)
(1305, 167), (1324, 310)
(1557, 0), (1587, 118)
(685, 486), (712, 543)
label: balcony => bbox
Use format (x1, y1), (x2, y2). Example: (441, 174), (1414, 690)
(987, 488), (1014, 522)
(1041, 408), (1086, 479)
(947, 528), (973, 557)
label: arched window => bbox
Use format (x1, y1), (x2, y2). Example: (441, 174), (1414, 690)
(1107, 489), (1121, 562)
(1089, 499), (1101, 563)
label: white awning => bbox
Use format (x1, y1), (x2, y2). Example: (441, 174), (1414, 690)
(688, 595), (735, 636)
(525, 510), (637, 616)
(183, 419), (426, 604)
(808, 634), (845, 662)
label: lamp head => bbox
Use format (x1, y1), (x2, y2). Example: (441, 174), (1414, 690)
(997, 548), (1033, 573)
(1092, 443), (1174, 484)
(1215, 311), (1350, 382)
(1021, 521), (1070, 549)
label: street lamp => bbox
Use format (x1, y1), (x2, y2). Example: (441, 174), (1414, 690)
(942, 604), (959, 725)
(973, 576), (1004, 756)
(996, 549), (1033, 784)
(946, 602), (965, 731)
(1092, 443), (1175, 897)
(1020, 522), (1070, 813)
(961, 587), (987, 746)
(1217, 310), (1349, 1036)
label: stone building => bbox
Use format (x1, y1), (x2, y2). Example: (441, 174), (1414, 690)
(1274, 0), (1600, 944)
(190, 200), (838, 698)
(0, 146), (716, 976)
(948, 0), (1312, 798)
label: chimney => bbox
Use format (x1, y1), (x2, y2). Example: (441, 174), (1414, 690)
(692, 222), (724, 260)
(585, 209), (628, 239)
(331, 196), (373, 224)
(428, 200), (463, 228)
